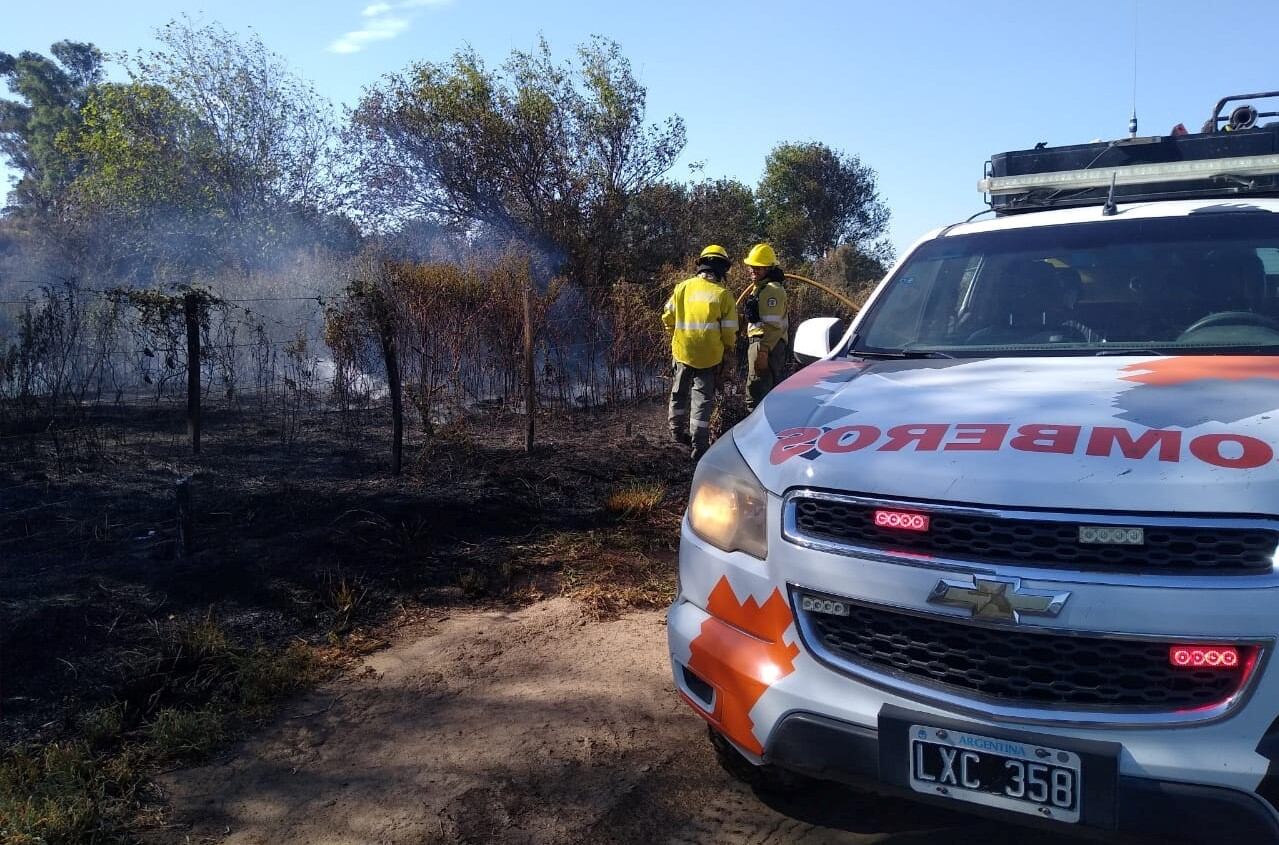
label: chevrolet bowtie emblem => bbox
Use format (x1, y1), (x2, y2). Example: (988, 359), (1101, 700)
(927, 575), (1070, 624)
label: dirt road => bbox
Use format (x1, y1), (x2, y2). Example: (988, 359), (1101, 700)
(155, 598), (1077, 845)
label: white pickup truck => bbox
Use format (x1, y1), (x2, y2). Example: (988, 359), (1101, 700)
(668, 94), (1279, 843)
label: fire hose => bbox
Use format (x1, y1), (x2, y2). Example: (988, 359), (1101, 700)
(734, 272), (862, 312)
(729, 273), (862, 379)
(661, 270), (863, 386)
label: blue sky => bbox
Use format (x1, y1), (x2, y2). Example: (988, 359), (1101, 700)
(3, 0), (1278, 255)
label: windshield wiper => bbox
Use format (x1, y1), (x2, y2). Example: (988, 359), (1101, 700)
(855, 348), (955, 360)
(1171, 344), (1279, 355)
(1094, 348), (1167, 356)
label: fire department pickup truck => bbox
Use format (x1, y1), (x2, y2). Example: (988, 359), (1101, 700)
(668, 92), (1279, 842)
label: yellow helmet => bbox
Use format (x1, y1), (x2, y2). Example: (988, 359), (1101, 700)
(743, 243), (777, 267)
(699, 244), (729, 262)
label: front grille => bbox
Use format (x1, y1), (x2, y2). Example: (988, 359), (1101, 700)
(790, 495), (1277, 574)
(799, 596), (1251, 710)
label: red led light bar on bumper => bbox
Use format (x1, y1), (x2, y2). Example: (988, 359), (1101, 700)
(1169, 645), (1246, 669)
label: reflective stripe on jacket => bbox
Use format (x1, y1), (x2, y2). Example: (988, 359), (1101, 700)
(661, 274), (738, 369)
(747, 280), (788, 350)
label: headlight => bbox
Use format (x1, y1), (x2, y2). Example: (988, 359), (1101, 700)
(687, 435), (768, 559)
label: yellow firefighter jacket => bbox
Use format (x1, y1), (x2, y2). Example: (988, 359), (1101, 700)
(661, 273), (738, 369)
(747, 280), (788, 350)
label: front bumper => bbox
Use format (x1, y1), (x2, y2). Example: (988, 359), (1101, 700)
(668, 513), (1279, 842)
(766, 709), (1279, 844)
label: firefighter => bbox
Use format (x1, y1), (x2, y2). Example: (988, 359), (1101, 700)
(741, 243), (789, 412)
(662, 245), (738, 461)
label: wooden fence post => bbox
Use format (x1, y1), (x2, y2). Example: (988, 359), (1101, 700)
(176, 475), (193, 558)
(184, 293), (201, 455)
(373, 296), (403, 476)
(524, 275), (535, 453)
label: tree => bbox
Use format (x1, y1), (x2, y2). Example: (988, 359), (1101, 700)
(686, 178), (764, 261)
(620, 181), (691, 278)
(757, 141), (889, 265)
(812, 241), (894, 301)
(122, 18), (340, 270)
(350, 36), (685, 290)
(0, 41), (103, 213)
(55, 82), (223, 273)
(65, 83), (218, 218)
(620, 177), (763, 280)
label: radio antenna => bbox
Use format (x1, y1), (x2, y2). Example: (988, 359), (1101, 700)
(1129, 0), (1140, 138)
(1103, 172), (1119, 217)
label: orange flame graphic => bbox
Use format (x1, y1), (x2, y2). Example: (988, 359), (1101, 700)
(685, 577), (799, 755)
(1121, 356), (1279, 386)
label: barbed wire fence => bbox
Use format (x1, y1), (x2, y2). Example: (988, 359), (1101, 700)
(0, 273), (672, 476)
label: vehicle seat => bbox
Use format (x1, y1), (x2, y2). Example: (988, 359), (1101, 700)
(1202, 249), (1266, 313)
(966, 259), (1070, 343)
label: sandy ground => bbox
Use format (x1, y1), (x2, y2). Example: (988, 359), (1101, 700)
(153, 598), (1081, 845)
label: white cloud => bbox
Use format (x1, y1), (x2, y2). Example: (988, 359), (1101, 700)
(328, 16), (410, 54)
(329, 0), (454, 54)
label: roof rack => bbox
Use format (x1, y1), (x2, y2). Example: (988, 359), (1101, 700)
(980, 92), (1279, 216)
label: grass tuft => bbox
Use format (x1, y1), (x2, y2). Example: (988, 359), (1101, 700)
(238, 642), (320, 717)
(0, 614), (329, 843)
(457, 568), (488, 597)
(145, 705), (226, 761)
(0, 741), (138, 845)
(175, 615), (231, 660)
(604, 480), (666, 518)
(75, 703), (126, 749)
(321, 570), (368, 638)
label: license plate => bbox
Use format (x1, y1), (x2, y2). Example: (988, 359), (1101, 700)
(908, 724), (1081, 823)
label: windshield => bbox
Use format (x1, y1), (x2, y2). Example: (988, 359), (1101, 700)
(855, 211), (1279, 356)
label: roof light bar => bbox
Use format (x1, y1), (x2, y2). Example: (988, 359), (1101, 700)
(978, 153), (1279, 196)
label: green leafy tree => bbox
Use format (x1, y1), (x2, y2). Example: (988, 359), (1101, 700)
(351, 36), (685, 290)
(56, 82), (223, 271)
(621, 181), (691, 277)
(84, 17), (342, 273)
(812, 241), (894, 300)
(621, 177), (762, 279)
(686, 178), (764, 261)
(65, 83), (218, 218)
(757, 141), (889, 265)
(0, 41), (103, 213)
(129, 18), (336, 218)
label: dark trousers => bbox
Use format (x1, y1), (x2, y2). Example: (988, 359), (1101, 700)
(668, 362), (716, 450)
(745, 339), (787, 412)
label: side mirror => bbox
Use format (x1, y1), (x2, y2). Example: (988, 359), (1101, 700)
(792, 317), (848, 365)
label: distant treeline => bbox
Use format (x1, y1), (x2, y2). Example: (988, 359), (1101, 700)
(0, 20), (892, 446)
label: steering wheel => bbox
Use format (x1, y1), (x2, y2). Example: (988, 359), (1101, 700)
(1179, 311), (1279, 338)
(1027, 323), (1097, 344)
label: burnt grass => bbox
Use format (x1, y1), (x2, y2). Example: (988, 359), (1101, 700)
(0, 398), (690, 749)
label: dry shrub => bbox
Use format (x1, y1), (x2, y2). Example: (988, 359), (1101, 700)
(600, 279), (669, 404)
(327, 249), (570, 430)
(129, 613), (323, 731)
(457, 567), (489, 597)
